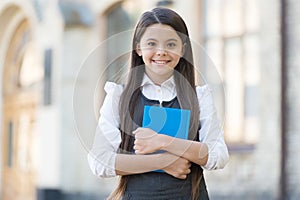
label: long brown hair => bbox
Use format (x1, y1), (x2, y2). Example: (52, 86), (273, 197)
(109, 7), (202, 200)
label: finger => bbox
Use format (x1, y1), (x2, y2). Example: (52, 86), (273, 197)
(133, 144), (141, 150)
(133, 132), (141, 139)
(132, 127), (141, 135)
(178, 174), (187, 179)
(134, 131), (146, 139)
(134, 140), (143, 146)
(135, 149), (143, 155)
(186, 168), (191, 174)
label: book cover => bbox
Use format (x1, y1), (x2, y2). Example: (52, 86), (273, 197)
(142, 105), (191, 139)
(142, 106), (191, 173)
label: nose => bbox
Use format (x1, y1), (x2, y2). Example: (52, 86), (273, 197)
(156, 46), (167, 56)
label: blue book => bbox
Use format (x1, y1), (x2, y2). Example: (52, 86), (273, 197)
(142, 106), (191, 173)
(142, 105), (191, 139)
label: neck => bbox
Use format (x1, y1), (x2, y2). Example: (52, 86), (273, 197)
(145, 71), (173, 86)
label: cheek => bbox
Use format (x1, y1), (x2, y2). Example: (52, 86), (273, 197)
(170, 53), (181, 63)
(141, 51), (154, 62)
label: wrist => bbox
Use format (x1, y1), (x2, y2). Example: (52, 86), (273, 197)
(155, 153), (166, 169)
(158, 134), (170, 151)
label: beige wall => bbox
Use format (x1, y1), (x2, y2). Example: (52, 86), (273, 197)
(0, 0), (64, 192)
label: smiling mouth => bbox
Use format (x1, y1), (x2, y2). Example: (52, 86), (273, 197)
(152, 60), (170, 65)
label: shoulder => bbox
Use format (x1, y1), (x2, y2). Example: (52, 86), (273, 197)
(195, 85), (215, 109)
(104, 81), (124, 97)
(195, 85), (212, 100)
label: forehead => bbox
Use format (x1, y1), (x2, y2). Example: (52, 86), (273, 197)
(140, 24), (182, 42)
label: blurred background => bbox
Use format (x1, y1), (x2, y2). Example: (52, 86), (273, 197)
(0, 0), (299, 199)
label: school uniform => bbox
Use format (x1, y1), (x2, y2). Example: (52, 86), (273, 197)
(88, 73), (229, 199)
(122, 88), (209, 199)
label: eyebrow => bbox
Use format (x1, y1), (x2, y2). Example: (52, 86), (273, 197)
(166, 38), (179, 42)
(146, 38), (179, 42)
(146, 38), (158, 42)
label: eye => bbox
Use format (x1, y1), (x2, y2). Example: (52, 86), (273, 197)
(167, 42), (177, 48)
(147, 41), (156, 46)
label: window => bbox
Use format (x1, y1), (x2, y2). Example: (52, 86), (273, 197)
(7, 121), (14, 167)
(106, 3), (132, 83)
(202, 0), (260, 146)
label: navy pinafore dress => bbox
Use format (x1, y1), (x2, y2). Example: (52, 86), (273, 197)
(122, 91), (209, 200)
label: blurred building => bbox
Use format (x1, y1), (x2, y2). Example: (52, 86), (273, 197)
(0, 0), (299, 200)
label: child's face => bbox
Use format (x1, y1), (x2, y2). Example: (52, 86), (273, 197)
(136, 23), (184, 83)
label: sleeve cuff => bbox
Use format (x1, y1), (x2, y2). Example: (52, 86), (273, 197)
(203, 147), (218, 170)
(87, 151), (117, 178)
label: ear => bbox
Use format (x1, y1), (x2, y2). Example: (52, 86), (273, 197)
(136, 43), (142, 56)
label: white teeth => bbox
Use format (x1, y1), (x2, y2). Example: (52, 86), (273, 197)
(154, 60), (167, 64)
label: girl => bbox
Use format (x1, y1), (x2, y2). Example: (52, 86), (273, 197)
(88, 7), (229, 200)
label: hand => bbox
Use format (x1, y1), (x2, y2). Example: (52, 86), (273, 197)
(161, 153), (191, 179)
(133, 127), (162, 154)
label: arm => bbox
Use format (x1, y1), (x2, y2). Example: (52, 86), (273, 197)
(88, 126), (191, 179)
(88, 82), (190, 179)
(158, 135), (208, 166)
(115, 153), (162, 175)
(196, 85), (229, 170)
(133, 128), (208, 166)
(115, 152), (191, 179)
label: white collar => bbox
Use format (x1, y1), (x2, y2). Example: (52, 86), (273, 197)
(140, 73), (177, 103)
(141, 73), (176, 89)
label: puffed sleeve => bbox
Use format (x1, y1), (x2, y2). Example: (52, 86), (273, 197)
(87, 82), (123, 177)
(196, 85), (229, 170)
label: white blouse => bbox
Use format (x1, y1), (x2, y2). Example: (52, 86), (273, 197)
(88, 74), (229, 178)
